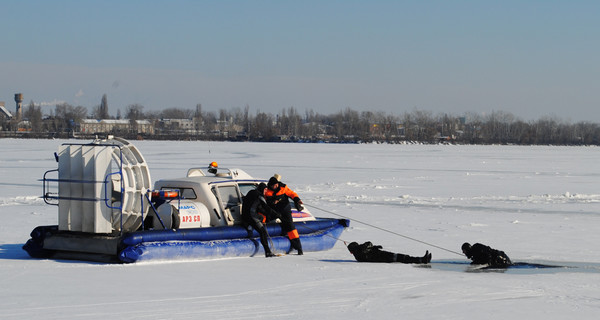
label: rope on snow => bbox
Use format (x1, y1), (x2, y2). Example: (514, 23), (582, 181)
(305, 203), (464, 257)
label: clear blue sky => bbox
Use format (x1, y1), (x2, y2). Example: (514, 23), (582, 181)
(1, 0), (599, 122)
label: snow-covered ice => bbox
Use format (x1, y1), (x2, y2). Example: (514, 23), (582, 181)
(1, 139), (599, 319)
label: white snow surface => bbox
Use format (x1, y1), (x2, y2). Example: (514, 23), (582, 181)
(1, 139), (600, 319)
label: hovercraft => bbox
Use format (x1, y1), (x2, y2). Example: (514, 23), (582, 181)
(23, 136), (349, 263)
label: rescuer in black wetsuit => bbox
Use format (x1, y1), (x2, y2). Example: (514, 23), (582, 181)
(462, 242), (512, 268)
(242, 183), (281, 257)
(347, 241), (432, 264)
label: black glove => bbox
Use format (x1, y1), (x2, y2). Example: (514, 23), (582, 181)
(294, 198), (304, 211)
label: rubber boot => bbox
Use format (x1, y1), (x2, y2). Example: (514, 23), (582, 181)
(290, 238), (303, 255)
(265, 250), (276, 258)
(423, 251), (432, 263)
(415, 251), (432, 264)
(395, 251), (430, 264)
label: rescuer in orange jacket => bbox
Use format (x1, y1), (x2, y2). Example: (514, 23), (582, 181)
(264, 175), (304, 255)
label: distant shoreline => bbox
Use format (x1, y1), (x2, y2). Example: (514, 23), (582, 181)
(1, 132), (598, 147)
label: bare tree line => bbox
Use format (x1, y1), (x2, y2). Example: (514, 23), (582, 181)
(3, 97), (600, 145)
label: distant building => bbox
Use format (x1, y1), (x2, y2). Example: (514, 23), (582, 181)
(79, 119), (154, 135)
(0, 101), (12, 119)
(14, 93), (23, 121)
(158, 118), (196, 133)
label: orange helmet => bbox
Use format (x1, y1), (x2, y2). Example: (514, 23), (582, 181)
(209, 161), (218, 168)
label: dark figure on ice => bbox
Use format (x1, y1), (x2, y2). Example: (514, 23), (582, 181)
(265, 175), (304, 255)
(461, 242), (512, 268)
(347, 241), (432, 264)
(242, 183), (281, 257)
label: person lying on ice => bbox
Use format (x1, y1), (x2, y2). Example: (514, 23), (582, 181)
(461, 242), (512, 268)
(347, 241), (432, 264)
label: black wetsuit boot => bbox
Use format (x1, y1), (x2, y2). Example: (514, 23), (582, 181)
(395, 251), (431, 264)
(256, 226), (275, 257)
(290, 238), (303, 255)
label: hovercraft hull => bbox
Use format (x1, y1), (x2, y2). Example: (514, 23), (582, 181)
(23, 218), (350, 263)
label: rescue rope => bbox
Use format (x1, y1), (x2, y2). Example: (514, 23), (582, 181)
(264, 227), (278, 256)
(305, 204), (464, 257)
(298, 220), (351, 246)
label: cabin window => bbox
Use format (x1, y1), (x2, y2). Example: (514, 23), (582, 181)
(238, 183), (258, 197)
(216, 185), (240, 209)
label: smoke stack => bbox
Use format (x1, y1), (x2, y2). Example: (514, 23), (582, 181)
(14, 93), (23, 121)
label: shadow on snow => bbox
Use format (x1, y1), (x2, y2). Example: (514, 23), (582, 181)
(420, 259), (600, 274)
